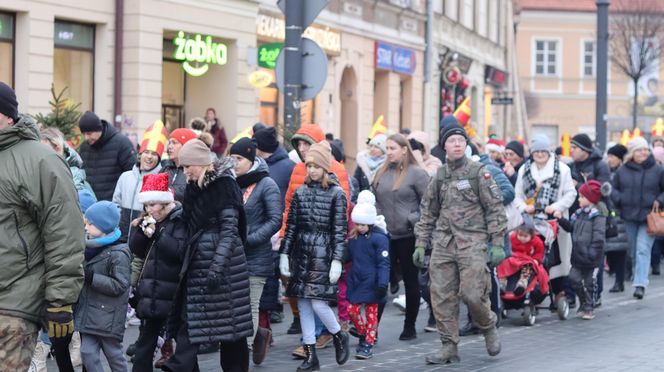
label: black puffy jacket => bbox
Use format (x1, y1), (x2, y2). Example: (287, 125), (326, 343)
(281, 176), (347, 302)
(161, 160), (187, 202)
(129, 205), (187, 319)
(612, 155), (664, 223)
(238, 159), (283, 277)
(571, 150), (611, 185)
(79, 120), (137, 201)
(177, 159), (253, 344)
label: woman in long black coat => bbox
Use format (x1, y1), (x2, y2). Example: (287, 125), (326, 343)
(164, 139), (253, 372)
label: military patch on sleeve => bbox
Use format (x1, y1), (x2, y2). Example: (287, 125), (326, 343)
(484, 173), (492, 179)
(382, 251), (389, 257)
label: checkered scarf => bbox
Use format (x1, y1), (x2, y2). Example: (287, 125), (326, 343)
(522, 159), (561, 213)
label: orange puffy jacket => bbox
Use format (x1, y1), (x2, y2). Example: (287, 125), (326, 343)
(280, 124), (351, 237)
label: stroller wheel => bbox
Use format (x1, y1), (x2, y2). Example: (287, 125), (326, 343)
(556, 297), (569, 320)
(522, 304), (536, 326)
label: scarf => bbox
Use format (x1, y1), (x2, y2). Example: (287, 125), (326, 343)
(366, 155), (386, 176)
(236, 169), (269, 189)
(522, 159), (561, 213)
(84, 228), (122, 261)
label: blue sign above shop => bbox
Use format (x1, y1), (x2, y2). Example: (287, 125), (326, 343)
(374, 41), (416, 75)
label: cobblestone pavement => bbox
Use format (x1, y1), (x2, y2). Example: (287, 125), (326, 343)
(49, 273), (664, 371)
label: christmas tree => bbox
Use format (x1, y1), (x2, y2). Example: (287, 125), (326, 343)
(33, 84), (82, 140)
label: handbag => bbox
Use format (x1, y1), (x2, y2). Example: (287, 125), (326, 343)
(646, 206), (664, 236)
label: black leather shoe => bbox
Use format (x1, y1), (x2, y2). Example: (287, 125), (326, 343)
(287, 318), (302, 334)
(390, 282), (400, 295)
(609, 282), (624, 293)
(332, 331), (350, 365)
(634, 286), (645, 299)
(459, 322), (480, 337)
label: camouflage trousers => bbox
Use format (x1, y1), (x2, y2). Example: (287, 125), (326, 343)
(429, 239), (496, 345)
(0, 314), (39, 370)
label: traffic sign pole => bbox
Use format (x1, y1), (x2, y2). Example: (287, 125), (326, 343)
(283, 0), (304, 140)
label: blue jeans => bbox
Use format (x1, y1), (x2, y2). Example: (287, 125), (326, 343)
(625, 222), (656, 288)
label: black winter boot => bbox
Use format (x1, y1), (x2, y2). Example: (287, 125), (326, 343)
(297, 344), (320, 372)
(332, 331), (350, 365)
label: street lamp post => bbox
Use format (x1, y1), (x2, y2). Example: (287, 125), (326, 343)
(596, 0), (611, 152)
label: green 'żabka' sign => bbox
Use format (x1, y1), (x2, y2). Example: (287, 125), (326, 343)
(173, 31), (227, 76)
(258, 43), (283, 70)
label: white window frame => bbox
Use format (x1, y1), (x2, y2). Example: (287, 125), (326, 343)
(532, 38), (561, 77)
(581, 40), (596, 78)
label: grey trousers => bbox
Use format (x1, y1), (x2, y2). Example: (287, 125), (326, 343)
(248, 275), (267, 345)
(80, 333), (128, 372)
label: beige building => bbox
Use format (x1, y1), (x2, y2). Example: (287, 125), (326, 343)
(1, 0), (259, 141)
(426, 0), (526, 142)
(515, 0), (664, 143)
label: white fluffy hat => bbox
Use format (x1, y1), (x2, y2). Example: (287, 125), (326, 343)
(352, 203), (377, 225)
(357, 190), (376, 206)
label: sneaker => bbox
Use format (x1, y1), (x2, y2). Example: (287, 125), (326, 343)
(420, 298), (428, 311)
(576, 308), (585, 318)
(582, 311), (595, 320)
(269, 311), (284, 324)
(128, 316), (141, 326)
(424, 313), (437, 332)
(30, 341), (50, 372)
(315, 334), (334, 349)
(398, 325), (417, 341)
(355, 342), (373, 359)
(392, 295), (406, 312)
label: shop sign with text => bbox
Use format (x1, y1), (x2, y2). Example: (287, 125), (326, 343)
(374, 41), (416, 75)
(258, 43), (283, 69)
(173, 31), (228, 77)
(256, 14), (341, 56)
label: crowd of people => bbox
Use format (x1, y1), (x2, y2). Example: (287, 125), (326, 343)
(1, 79), (664, 371)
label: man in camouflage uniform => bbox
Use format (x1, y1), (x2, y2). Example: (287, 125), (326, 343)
(0, 82), (84, 369)
(413, 123), (507, 364)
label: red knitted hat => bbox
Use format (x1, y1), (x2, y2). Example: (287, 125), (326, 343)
(138, 173), (174, 204)
(169, 128), (198, 145)
(579, 180), (602, 204)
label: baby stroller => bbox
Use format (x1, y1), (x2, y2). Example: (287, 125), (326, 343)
(499, 219), (568, 326)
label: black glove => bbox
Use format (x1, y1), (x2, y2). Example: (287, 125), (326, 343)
(84, 269), (94, 285)
(376, 286), (387, 299)
(207, 270), (223, 291)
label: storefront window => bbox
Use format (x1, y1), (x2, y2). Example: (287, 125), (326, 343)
(0, 13), (15, 87)
(54, 21), (94, 111)
(162, 37), (186, 131)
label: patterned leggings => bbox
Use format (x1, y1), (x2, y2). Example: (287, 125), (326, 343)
(348, 303), (379, 345)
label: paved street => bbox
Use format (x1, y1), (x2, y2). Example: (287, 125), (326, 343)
(48, 272), (664, 371)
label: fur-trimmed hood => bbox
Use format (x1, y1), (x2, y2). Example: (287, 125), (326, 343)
(200, 157), (236, 189)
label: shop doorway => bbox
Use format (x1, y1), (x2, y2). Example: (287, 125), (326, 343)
(340, 66), (358, 170)
(162, 45), (186, 133)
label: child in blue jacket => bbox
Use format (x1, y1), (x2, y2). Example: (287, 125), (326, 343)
(346, 193), (390, 359)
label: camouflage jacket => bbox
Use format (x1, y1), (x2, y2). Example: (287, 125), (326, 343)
(415, 156), (507, 250)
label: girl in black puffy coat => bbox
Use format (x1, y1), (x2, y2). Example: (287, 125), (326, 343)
(128, 173), (187, 371)
(280, 141), (350, 371)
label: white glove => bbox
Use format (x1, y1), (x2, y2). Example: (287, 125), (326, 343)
(329, 260), (342, 284)
(279, 254), (291, 278)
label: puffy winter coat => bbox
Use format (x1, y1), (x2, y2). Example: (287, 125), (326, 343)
(113, 164), (162, 242)
(161, 160), (187, 202)
(571, 150), (611, 186)
(373, 163), (430, 240)
(479, 154), (515, 205)
(239, 159), (283, 277)
(566, 205), (607, 269)
(264, 146), (295, 207)
(280, 124), (350, 236)
(346, 227), (390, 305)
(281, 176), (348, 301)
(177, 158), (253, 344)
(129, 205), (187, 319)
(75, 243), (131, 341)
(64, 144), (93, 192)
(509, 233), (544, 262)
(606, 168), (628, 253)
(612, 155), (664, 223)
(79, 120), (137, 201)
(0, 115), (85, 324)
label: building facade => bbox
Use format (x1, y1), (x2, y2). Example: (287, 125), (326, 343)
(515, 0), (664, 143)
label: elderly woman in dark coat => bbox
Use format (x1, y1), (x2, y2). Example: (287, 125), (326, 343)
(163, 139), (253, 372)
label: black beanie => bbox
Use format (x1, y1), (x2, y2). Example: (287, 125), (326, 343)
(0, 82), (18, 121)
(253, 127), (279, 153)
(607, 144), (628, 161)
(441, 123), (468, 145)
(571, 134), (593, 153)
(230, 137), (256, 163)
(79, 111), (103, 133)
(505, 140), (525, 159)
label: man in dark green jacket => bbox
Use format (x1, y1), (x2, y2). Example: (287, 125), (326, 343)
(0, 82), (85, 370)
